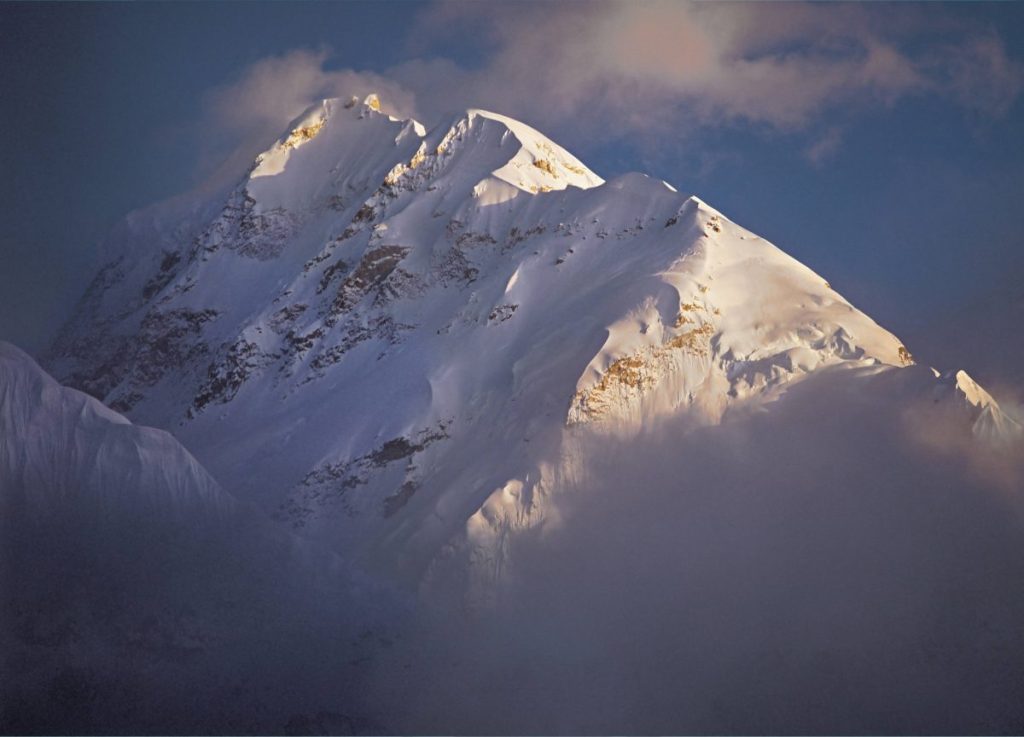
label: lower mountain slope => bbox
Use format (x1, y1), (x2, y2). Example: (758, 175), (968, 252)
(0, 343), (398, 734)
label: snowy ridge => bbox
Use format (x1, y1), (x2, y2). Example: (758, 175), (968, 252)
(0, 343), (405, 733)
(45, 95), (1020, 588)
(0, 341), (229, 520)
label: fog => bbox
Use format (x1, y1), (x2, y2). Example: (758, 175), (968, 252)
(363, 367), (1024, 734)
(3, 366), (1023, 734)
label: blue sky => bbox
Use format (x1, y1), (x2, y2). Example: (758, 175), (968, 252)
(2, 1), (1022, 372)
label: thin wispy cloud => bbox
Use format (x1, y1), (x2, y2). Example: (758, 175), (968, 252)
(195, 48), (419, 183)
(803, 127), (844, 167)
(204, 48), (417, 135)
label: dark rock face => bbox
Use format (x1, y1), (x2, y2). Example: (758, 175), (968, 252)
(191, 338), (275, 415)
(327, 245), (411, 323)
(141, 250), (183, 300)
(277, 424), (450, 525)
(192, 191), (300, 262)
(60, 307), (218, 410)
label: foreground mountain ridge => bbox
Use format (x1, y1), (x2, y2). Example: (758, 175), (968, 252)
(0, 341), (228, 519)
(1, 342), (410, 733)
(45, 94), (1020, 582)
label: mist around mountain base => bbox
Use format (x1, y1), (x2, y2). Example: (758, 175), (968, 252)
(4, 354), (1023, 734)
(3, 95), (1023, 735)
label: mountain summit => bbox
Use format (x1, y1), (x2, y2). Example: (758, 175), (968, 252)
(46, 94), (1020, 585)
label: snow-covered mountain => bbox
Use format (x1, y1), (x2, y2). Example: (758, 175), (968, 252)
(0, 342), (395, 733)
(1, 341), (229, 519)
(45, 94), (1021, 588)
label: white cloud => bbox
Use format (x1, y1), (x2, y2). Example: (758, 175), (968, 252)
(803, 127), (844, 167)
(391, 2), (1023, 149)
(197, 4), (1023, 177)
(205, 48), (418, 135)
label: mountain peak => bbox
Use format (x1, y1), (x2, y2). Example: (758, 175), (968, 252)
(244, 96), (603, 216)
(45, 94), (1021, 580)
(434, 108), (604, 195)
(335, 92), (408, 120)
(362, 92), (381, 112)
(244, 94), (425, 212)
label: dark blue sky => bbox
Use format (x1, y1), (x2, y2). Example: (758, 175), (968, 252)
(2, 1), (1022, 369)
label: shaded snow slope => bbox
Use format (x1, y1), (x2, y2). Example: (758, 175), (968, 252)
(45, 96), (1020, 588)
(0, 342), (399, 733)
(1, 342), (228, 518)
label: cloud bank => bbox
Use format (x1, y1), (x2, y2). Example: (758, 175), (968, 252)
(407, 2), (1022, 129)
(202, 3), (1022, 155)
(362, 367), (1024, 734)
